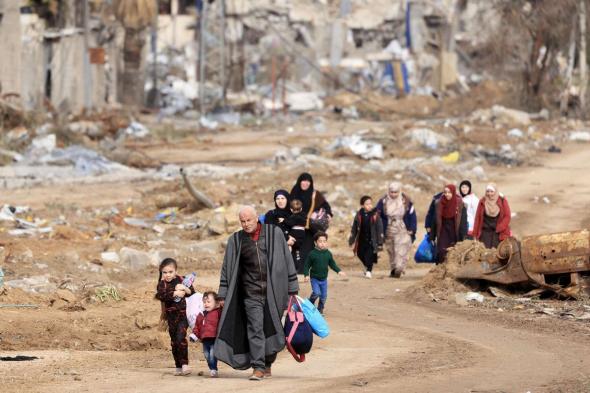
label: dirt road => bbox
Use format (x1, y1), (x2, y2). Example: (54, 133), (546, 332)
(3, 144), (590, 393)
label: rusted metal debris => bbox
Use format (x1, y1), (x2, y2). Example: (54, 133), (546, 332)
(180, 167), (216, 209)
(454, 230), (590, 298)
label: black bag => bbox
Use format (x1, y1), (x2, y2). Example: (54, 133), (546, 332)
(284, 296), (313, 362)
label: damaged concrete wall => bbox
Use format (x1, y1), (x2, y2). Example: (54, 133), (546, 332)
(0, 0), (23, 95)
(20, 14), (45, 110)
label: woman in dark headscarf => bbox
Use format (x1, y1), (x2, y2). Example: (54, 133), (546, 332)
(264, 189), (291, 239)
(432, 184), (468, 264)
(289, 173), (332, 221)
(289, 173), (332, 273)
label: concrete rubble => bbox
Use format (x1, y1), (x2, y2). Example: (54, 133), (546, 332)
(1, 0), (590, 329)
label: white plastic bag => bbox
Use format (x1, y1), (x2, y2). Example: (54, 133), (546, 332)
(185, 292), (203, 329)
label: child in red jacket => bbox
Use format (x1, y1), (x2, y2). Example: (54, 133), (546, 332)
(189, 291), (221, 377)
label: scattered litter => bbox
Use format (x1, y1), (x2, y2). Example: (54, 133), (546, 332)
(569, 131), (590, 142)
(122, 121), (150, 138)
(441, 151), (460, 164)
(328, 134), (384, 160)
(407, 128), (450, 150)
(155, 207), (178, 223)
(507, 128), (524, 138)
(199, 116), (219, 130)
(8, 227), (53, 237)
(464, 292), (485, 302)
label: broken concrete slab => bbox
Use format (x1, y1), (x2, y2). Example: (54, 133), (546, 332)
(491, 105), (531, 126)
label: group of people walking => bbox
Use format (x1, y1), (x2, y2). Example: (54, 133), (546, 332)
(155, 172), (512, 381)
(424, 181), (511, 263)
(264, 173), (512, 278)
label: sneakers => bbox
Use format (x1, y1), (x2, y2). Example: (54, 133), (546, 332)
(364, 271), (372, 279)
(264, 368), (272, 378)
(210, 370), (218, 378)
(249, 369), (265, 381)
(174, 368), (182, 376)
(181, 365), (191, 376)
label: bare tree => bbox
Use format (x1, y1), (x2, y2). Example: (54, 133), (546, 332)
(490, 0), (579, 109)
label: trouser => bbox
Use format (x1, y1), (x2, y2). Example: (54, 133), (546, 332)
(309, 278), (328, 313)
(357, 241), (376, 272)
(243, 297), (277, 371)
(385, 222), (412, 274)
(202, 338), (218, 371)
(167, 312), (189, 368)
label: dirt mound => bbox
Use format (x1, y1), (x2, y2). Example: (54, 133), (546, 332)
(407, 240), (488, 300)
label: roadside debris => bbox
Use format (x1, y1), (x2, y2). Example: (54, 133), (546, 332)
(328, 134), (384, 160)
(569, 131), (590, 142)
(180, 167), (216, 209)
(447, 231), (590, 299)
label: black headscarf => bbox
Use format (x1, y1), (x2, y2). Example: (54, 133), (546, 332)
(272, 189), (291, 220)
(459, 180), (472, 197)
(290, 173), (315, 214)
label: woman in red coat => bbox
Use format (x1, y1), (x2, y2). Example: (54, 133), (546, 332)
(431, 184), (468, 264)
(473, 183), (511, 249)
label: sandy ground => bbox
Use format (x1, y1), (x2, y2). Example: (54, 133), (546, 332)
(2, 143), (590, 393)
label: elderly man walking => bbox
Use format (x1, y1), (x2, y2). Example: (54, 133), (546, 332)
(215, 206), (299, 381)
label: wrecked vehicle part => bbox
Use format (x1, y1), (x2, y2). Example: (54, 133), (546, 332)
(179, 167), (216, 209)
(454, 230), (590, 297)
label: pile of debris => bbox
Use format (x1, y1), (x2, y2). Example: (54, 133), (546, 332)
(412, 231), (590, 310)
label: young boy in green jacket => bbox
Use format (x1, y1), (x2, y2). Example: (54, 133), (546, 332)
(304, 232), (346, 314)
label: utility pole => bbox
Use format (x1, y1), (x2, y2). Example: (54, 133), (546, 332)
(199, 0), (208, 117)
(580, 0), (588, 111)
(83, 0), (92, 111)
(220, 0), (226, 102)
(171, 0), (178, 49)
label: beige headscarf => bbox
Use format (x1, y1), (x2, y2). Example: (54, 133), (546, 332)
(386, 182), (405, 218)
(484, 183), (500, 217)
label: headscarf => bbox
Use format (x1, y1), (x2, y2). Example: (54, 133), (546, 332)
(272, 189), (291, 220)
(484, 183), (500, 217)
(459, 180), (472, 197)
(440, 184), (459, 219)
(385, 182), (404, 218)
(290, 172), (322, 214)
